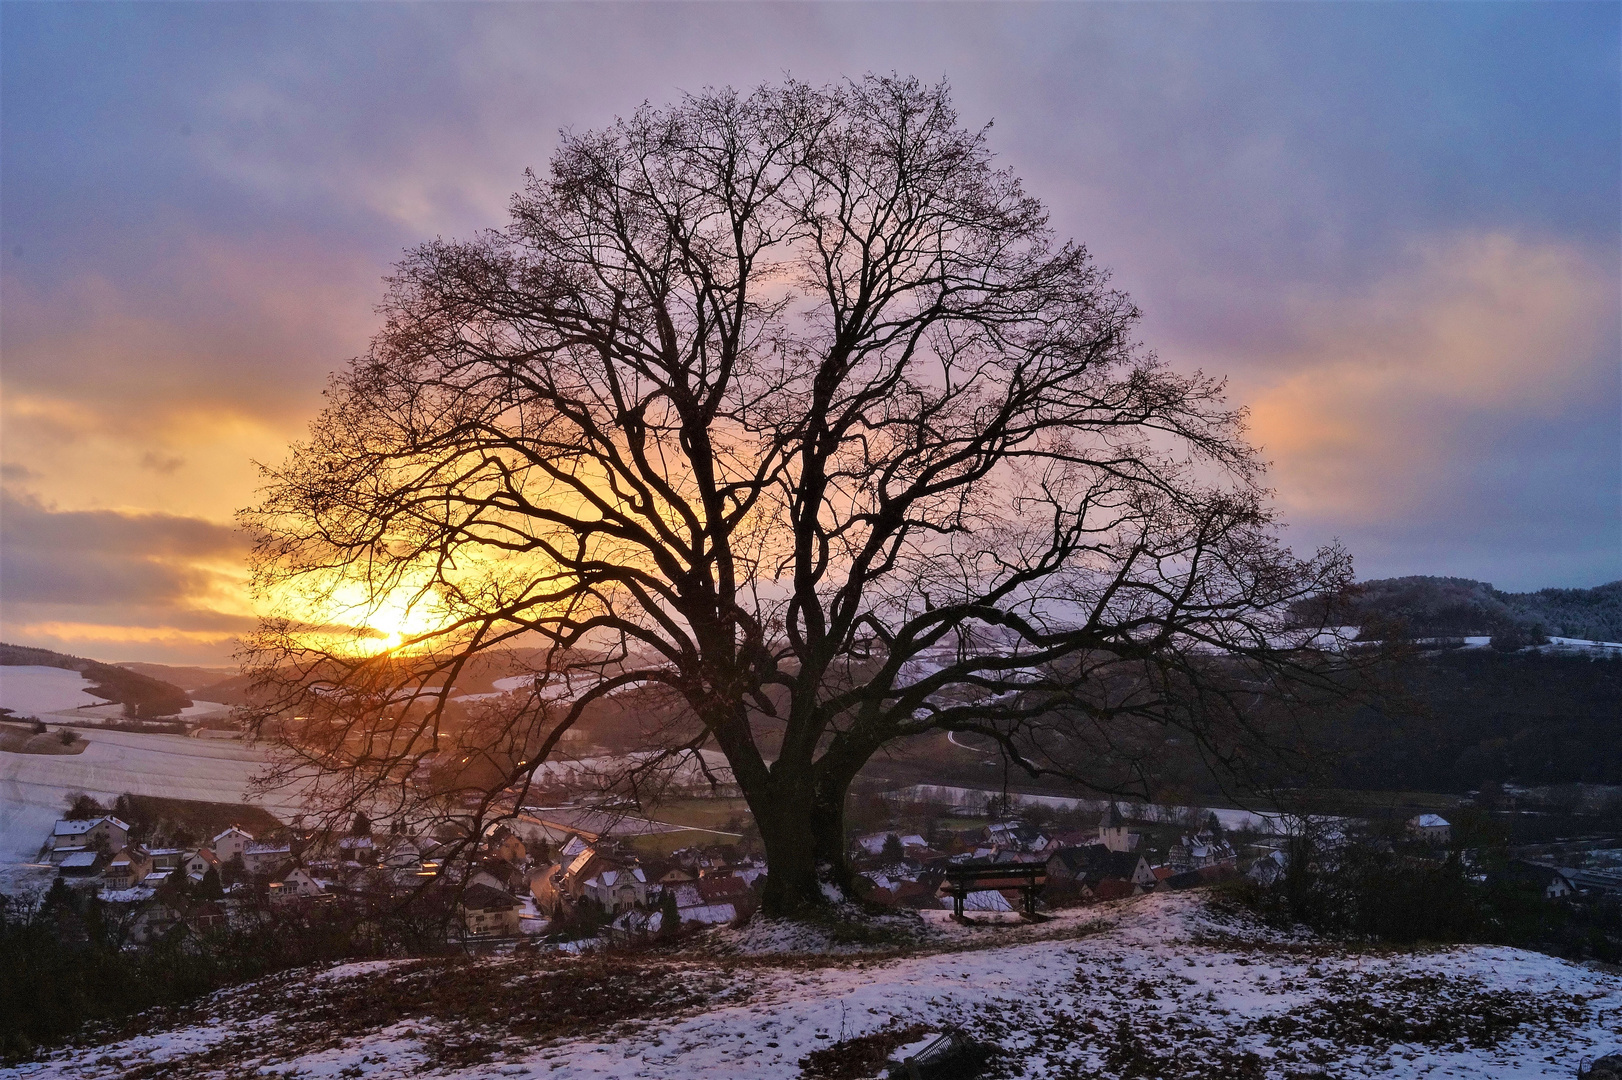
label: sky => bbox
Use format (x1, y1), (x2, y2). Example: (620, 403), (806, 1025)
(1, 2), (1617, 666)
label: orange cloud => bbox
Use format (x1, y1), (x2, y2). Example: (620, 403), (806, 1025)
(1241, 233), (1617, 520)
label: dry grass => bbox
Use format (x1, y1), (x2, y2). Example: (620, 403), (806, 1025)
(0, 723), (87, 755)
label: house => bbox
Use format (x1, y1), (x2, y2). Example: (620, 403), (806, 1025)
(581, 866), (649, 913)
(1047, 844), (1156, 889)
(698, 874), (749, 902)
(484, 825), (527, 866)
(460, 883), (521, 937)
(183, 847), (221, 879)
(336, 834), (376, 864)
(985, 821), (1043, 851)
(1091, 878), (1137, 902)
(529, 842), (615, 915)
(1565, 868), (1622, 895)
(667, 883), (738, 925)
(1247, 850), (1287, 887)
(608, 908), (664, 944)
(1167, 832), (1236, 873)
(1502, 861), (1574, 900)
(469, 855), (528, 896)
(1159, 869), (1205, 891)
(243, 842), (293, 876)
(52, 816), (130, 854)
(1096, 804), (1140, 853)
(188, 901), (229, 934)
(57, 850), (106, 879)
(270, 866), (326, 903)
(103, 847), (153, 890)
(212, 826), (255, 863)
(129, 897), (184, 944)
(1407, 814), (1451, 845)
(855, 832), (900, 857)
(146, 847), (185, 871)
(854, 831), (933, 858)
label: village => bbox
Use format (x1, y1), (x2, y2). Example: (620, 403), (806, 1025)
(37, 790), (1547, 952)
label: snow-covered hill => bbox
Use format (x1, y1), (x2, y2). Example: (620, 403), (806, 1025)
(0, 728), (294, 865)
(9, 893), (1618, 1079)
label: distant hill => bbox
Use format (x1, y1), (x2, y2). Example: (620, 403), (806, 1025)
(118, 662), (240, 694)
(1333, 577), (1622, 642)
(191, 646), (566, 707)
(0, 642), (192, 717)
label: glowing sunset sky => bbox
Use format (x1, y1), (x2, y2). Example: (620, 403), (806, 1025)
(2, 3), (1617, 665)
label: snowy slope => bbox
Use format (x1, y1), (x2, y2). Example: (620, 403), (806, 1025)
(0, 729), (299, 864)
(8, 893), (1618, 1079)
(0, 666), (103, 715)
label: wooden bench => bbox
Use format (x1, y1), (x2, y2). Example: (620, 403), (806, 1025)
(941, 861), (1046, 918)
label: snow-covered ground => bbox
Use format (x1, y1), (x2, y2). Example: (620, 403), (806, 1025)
(9, 893), (1618, 1079)
(0, 728), (301, 868)
(0, 666), (104, 715)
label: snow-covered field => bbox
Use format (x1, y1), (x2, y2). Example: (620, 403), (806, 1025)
(9, 893), (1617, 1079)
(0, 728), (298, 867)
(0, 666), (104, 715)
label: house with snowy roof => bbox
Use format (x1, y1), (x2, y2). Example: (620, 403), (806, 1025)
(270, 866), (326, 903)
(985, 821), (1045, 850)
(336, 834), (376, 864)
(469, 855), (527, 895)
(659, 882), (729, 923)
(103, 847), (153, 891)
(52, 816), (130, 854)
(243, 842), (293, 876)
(212, 825), (254, 863)
(57, 849), (105, 879)
(1246, 849), (1287, 887)
(1167, 832), (1235, 873)
(1407, 814), (1451, 845)
(608, 907), (664, 944)
(581, 866), (648, 913)
(145, 847), (185, 871)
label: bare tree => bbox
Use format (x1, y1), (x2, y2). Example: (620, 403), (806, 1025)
(243, 76), (1353, 915)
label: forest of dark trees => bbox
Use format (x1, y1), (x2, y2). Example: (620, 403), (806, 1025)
(1339, 576), (1622, 642)
(0, 643), (192, 718)
(1311, 648), (1622, 794)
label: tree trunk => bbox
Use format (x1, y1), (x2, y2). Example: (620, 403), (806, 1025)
(749, 760), (865, 917)
(752, 776), (823, 917)
(810, 772), (855, 896)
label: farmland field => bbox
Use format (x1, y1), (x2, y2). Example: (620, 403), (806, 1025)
(0, 665), (104, 715)
(0, 727), (302, 869)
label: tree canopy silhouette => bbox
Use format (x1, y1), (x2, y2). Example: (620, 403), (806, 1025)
(244, 75), (1352, 914)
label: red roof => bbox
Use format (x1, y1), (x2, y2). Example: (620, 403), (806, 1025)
(697, 874), (749, 903)
(1092, 878), (1136, 901)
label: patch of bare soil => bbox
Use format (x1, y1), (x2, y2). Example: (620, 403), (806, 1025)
(89, 954), (751, 1079)
(0, 724), (87, 755)
(960, 958), (1593, 1079)
(798, 1023), (935, 1079)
